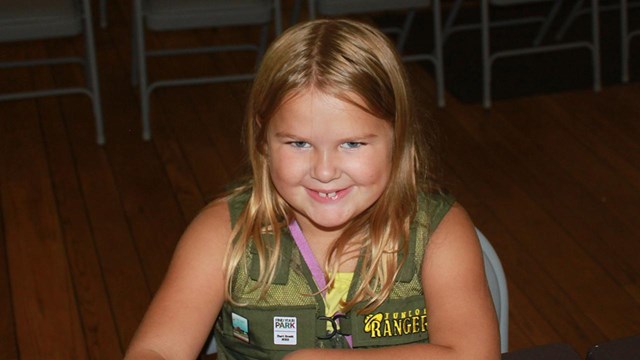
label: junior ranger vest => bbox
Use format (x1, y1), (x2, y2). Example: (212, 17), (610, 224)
(214, 190), (454, 359)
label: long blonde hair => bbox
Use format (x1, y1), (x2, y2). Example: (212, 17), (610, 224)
(224, 19), (435, 313)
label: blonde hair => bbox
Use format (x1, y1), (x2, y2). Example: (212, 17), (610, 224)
(224, 19), (435, 313)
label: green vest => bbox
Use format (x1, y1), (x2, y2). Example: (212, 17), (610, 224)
(214, 190), (454, 360)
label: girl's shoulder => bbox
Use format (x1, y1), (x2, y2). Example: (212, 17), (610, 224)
(186, 197), (233, 244)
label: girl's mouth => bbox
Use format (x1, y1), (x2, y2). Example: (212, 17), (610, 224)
(317, 191), (338, 200)
(307, 187), (351, 202)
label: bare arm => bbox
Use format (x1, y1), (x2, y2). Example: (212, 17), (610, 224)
(124, 199), (231, 359)
(284, 203), (500, 360)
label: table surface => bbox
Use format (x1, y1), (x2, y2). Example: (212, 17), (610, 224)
(586, 335), (640, 360)
(502, 336), (640, 360)
(502, 343), (582, 360)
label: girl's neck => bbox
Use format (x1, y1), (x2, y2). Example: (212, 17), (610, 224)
(294, 215), (344, 244)
(293, 216), (359, 272)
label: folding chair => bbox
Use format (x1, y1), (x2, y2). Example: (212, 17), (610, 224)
(0, 0), (105, 144)
(99, 0), (108, 28)
(476, 228), (509, 353)
(292, 0), (446, 107)
(131, 0), (282, 140)
(554, 0), (640, 82)
(620, 0), (640, 82)
(444, 0), (601, 108)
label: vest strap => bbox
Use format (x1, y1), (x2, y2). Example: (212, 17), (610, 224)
(396, 224), (417, 283)
(248, 233), (292, 285)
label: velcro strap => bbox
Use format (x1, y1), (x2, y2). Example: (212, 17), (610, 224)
(249, 234), (292, 285)
(396, 225), (417, 282)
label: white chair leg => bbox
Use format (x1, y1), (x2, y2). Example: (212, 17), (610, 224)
(84, 0), (105, 144)
(532, 1), (563, 46)
(273, 0), (282, 35)
(481, 0), (492, 109)
(621, 0), (630, 82)
(433, 0), (445, 107)
(307, 0), (316, 20)
(291, 0), (304, 24)
(133, 0), (151, 140)
(100, 0), (108, 28)
(555, 0), (586, 41)
(591, 0), (601, 92)
(396, 10), (416, 53)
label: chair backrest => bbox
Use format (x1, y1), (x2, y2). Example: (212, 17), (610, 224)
(132, 0), (283, 140)
(143, 0), (278, 32)
(0, 0), (104, 144)
(476, 228), (509, 353)
(0, 0), (82, 42)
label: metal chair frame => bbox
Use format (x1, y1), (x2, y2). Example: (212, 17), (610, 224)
(554, 0), (640, 82)
(131, 0), (282, 140)
(443, 0), (601, 108)
(99, 0), (108, 28)
(621, 0), (640, 82)
(0, 0), (105, 144)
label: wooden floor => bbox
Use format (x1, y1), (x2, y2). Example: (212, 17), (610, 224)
(1, 1), (639, 359)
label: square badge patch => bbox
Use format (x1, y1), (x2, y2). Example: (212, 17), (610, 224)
(273, 316), (297, 345)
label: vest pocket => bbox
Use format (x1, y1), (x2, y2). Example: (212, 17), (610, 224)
(218, 303), (319, 355)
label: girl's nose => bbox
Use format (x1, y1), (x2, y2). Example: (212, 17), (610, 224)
(311, 150), (340, 183)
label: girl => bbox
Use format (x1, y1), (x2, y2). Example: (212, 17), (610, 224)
(125, 19), (499, 360)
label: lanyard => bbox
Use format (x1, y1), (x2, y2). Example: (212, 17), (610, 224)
(288, 220), (353, 348)
(288, 220), (327, 294)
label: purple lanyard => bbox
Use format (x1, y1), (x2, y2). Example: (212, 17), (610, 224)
(288, 220), (353, 348)
(288, 220), (327, 294)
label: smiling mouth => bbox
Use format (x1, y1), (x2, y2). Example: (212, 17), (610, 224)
(317, 191), (338, 200)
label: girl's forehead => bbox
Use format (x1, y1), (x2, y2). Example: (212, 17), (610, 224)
(267, 89), (392, 139)
(284, 88), (371, 112)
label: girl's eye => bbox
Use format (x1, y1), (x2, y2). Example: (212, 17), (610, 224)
(341, 142), (364, 149)
(288, 141), (310, 149)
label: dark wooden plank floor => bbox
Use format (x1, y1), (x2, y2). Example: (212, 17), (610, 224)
(1, 1), (639, 359)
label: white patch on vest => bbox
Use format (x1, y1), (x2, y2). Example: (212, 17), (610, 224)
(273, 316), (297, 345)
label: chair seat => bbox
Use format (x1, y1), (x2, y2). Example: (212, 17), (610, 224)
(0, 0), (81, 41)
(317, 0), (431, 15)
(145, 0), (273, 31)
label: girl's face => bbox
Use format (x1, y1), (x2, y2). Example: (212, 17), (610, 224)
(266, 89), (393, 237)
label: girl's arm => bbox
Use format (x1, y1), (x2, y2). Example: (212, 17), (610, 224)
(124, 199), (231, 360)
(285, 202), (501, 360)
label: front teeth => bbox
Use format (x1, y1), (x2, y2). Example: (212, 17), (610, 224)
(319, 191), (338, 200)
